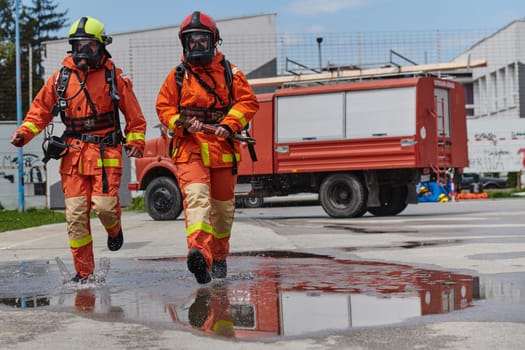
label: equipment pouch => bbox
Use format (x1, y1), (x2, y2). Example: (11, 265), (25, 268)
(42, 136), (69, 163)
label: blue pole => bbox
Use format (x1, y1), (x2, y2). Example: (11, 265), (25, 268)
(15, 0), (25, 212)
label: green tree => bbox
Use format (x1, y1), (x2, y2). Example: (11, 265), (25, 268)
(0, 0), (67, 121)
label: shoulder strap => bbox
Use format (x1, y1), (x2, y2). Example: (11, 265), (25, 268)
(174, 59), (234, 108)
(221, 58), (233, 90)
(105, 64), (125, 144)
(220, 58), (233, 108)
(51, 67), (72, 124)
(56, 67), (71, 96)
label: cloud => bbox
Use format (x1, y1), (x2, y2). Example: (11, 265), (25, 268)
(288, 0), (366, 16)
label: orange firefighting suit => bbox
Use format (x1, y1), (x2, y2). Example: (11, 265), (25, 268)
(156, 52), (259, 270)
(12, 56), (146, 277)
(188, 286), (235, 338)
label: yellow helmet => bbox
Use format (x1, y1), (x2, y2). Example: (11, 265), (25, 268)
(68, 16), (112, 70)
(438, 194), (449, 202)
(68, 16), (112, 45)
(419, 186), (428, 193)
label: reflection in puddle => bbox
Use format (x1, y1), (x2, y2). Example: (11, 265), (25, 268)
(0, 253), (479, 340)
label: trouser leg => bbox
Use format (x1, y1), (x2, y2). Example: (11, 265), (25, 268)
(209, 167), (237, 261)
(91, 168), (122, 238)
(62, 173), (94, 277)
(177, 158), (213, 268)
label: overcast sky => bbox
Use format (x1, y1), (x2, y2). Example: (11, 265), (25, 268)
(52, 0), (524, 38)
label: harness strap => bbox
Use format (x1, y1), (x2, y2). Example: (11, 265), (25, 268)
(63, 111), (115, 132)
(244, 130), (258, 162)
(66, 131), (120, 146)
(100, 143), (108, 193)
(226, 138), (237, 175)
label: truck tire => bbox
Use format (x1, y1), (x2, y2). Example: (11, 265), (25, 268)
(319, 173), (367, 218)
(243, 195), (264, 208)
(145, 177), (183, 220)
(368, 185), (408, 216)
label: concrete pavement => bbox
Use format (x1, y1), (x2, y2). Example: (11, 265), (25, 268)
(1, 201), (525, 349)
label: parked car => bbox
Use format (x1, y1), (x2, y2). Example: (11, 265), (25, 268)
(459, 173), (508, 191)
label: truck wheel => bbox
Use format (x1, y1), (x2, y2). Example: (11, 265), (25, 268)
(368, 185), (408, 216)
(243, 195), (264, 208)
(145, 177), (183, 220)
(319, 173), (367, 218)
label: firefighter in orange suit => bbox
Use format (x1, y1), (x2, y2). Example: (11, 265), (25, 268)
(189, 285), (235, 338)
(10, 16), (146, 283)
(156, 11), (259, 284)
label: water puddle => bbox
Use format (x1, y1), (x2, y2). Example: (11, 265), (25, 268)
(0, 252), (488, 340)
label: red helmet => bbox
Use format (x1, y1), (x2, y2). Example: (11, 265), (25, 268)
(179, 11), (221, 66)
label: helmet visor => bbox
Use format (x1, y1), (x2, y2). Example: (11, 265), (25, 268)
(187, 33), (210, 51)
(74, 39), (98, 54)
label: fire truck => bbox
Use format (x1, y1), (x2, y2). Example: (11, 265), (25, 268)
(129, 60), (484, 220)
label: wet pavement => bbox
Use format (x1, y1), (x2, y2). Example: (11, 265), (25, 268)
(1, 198), (525, 349)
(0, 252), (478, 339)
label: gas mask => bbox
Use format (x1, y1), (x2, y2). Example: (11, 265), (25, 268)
(72, 39), (103, 71)
(183, 31), (214, 66)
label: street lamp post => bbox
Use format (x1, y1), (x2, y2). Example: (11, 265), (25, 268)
(15, 0), (25, 212)
(316, 37), (323, 72)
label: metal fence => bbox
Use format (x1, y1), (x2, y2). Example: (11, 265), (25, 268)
(0, 28), (499, 120)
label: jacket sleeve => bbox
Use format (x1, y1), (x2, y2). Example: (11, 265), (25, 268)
(220, 63), (259, 134)
(156, 68), (185, 137)
(116, 67), (147, 152)
(14, 72), (59, 146)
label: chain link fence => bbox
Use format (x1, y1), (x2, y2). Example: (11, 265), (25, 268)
(1, 28), (499, 121)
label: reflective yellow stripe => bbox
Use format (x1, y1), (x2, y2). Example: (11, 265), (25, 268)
(186, 221), (231, 239)
(22, 121), (40, 135)
(201, 143), (210, 166)
(126, 132), (145, 141)
(97, 158), (120, 167)
(70, 235), (92, 248)
(105, 219), (120, 230)
(169, 115), (180, 132)
(222, 153), (240, 163)
(229, 108), (247, 128)
(213, 320), (234, 331)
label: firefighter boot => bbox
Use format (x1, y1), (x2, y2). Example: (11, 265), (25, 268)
(211, 259), (227, 279)
(107, 229), (124, 251)
(71, 273), (93, 284)
(187, 248), (211, 284)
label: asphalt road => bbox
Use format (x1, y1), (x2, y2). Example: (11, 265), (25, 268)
(1, 198), (525, 349)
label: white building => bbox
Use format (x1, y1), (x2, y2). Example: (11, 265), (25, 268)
(455, 19), (525, 120)
(455, 20), (525, 176)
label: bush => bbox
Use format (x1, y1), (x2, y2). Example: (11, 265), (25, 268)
(507, 172), (519, 188)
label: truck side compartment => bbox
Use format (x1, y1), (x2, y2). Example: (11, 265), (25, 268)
(131, 75), (468, 220)
(237, 76), (468, 217)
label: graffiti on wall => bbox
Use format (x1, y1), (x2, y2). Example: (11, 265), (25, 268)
(1, 153), (46, 186)
(466, 119), (525, 173)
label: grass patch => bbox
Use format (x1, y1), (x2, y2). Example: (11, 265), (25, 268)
(125, 196), (145, 211)
(487, 189), (525, 198)
(0, 208), (66, 233)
